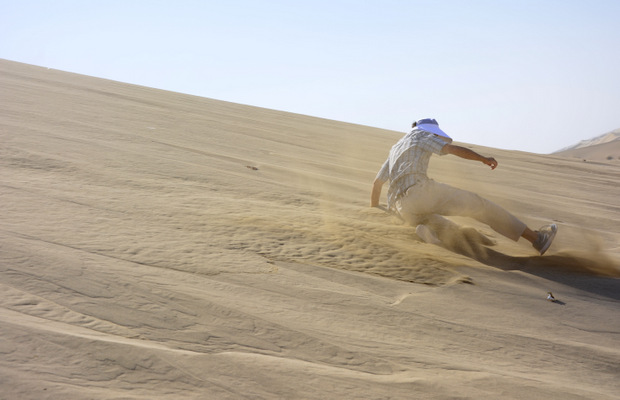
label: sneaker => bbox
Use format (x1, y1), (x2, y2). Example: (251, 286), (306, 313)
(533, 224), (558, 255)
(416, 224), (441, 245)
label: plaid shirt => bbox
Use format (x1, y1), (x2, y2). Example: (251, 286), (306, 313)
(376, 129), (448, 210)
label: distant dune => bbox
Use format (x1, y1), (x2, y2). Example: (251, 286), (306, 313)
(554, 129), (620, 162)
(1, 59), (619, 400)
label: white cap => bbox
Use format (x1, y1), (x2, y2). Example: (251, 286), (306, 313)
(415, 118), (451, 140)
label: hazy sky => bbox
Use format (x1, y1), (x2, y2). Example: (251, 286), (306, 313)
(2, 0), (619, 153)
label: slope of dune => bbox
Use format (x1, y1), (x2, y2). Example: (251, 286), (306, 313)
(1, 59), (619, 399)
(554, 138), (620, 163)
(556, 130), (620, 151)
(554, 129), (620, 162)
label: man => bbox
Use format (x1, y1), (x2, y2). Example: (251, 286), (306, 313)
(371, 118), (557, 255)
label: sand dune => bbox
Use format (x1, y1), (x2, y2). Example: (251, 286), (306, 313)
(556, 130), (620, 151)
(553, 129), (620, 163)
(1, 59), (619, 399)
(554, 139), (620, 163)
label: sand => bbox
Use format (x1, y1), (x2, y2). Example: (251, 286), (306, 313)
(1, 59), (619, 399)
(554, 139), (620, 164)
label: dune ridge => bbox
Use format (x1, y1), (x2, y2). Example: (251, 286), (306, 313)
(553, 129), (620, 162)
(1, 59), (619, 399)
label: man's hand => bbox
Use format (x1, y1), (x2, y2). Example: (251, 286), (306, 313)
(483, 157), (498, 170)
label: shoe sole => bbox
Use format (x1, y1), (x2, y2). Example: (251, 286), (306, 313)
(538, 224), (558, 255)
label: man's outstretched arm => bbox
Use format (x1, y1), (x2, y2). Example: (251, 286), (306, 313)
(443, 144), (498, 169)
(371, 178), (385, 207)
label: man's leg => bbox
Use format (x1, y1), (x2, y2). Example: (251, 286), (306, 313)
(522, 227), (538, 244)
(399, 181), (557, 254)
(400, 180), (527, 241)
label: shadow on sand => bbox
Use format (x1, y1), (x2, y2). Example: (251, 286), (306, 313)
(435, 227), (620, 301)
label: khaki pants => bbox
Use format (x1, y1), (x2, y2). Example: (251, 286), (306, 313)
(396, 179), (527, 241)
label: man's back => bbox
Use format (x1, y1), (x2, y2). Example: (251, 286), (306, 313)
(376, 130), (447, 209)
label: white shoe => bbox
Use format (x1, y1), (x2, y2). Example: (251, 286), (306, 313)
(416, 224), (441, 245)
(533, 224), (558, 255)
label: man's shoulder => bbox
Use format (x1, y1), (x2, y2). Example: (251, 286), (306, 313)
(400, 129), (431, 144)
(417, 131), (449, 154)
(408, 130), (438, 144)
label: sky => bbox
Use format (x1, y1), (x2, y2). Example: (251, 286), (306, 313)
(2, 0), (619, 154)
